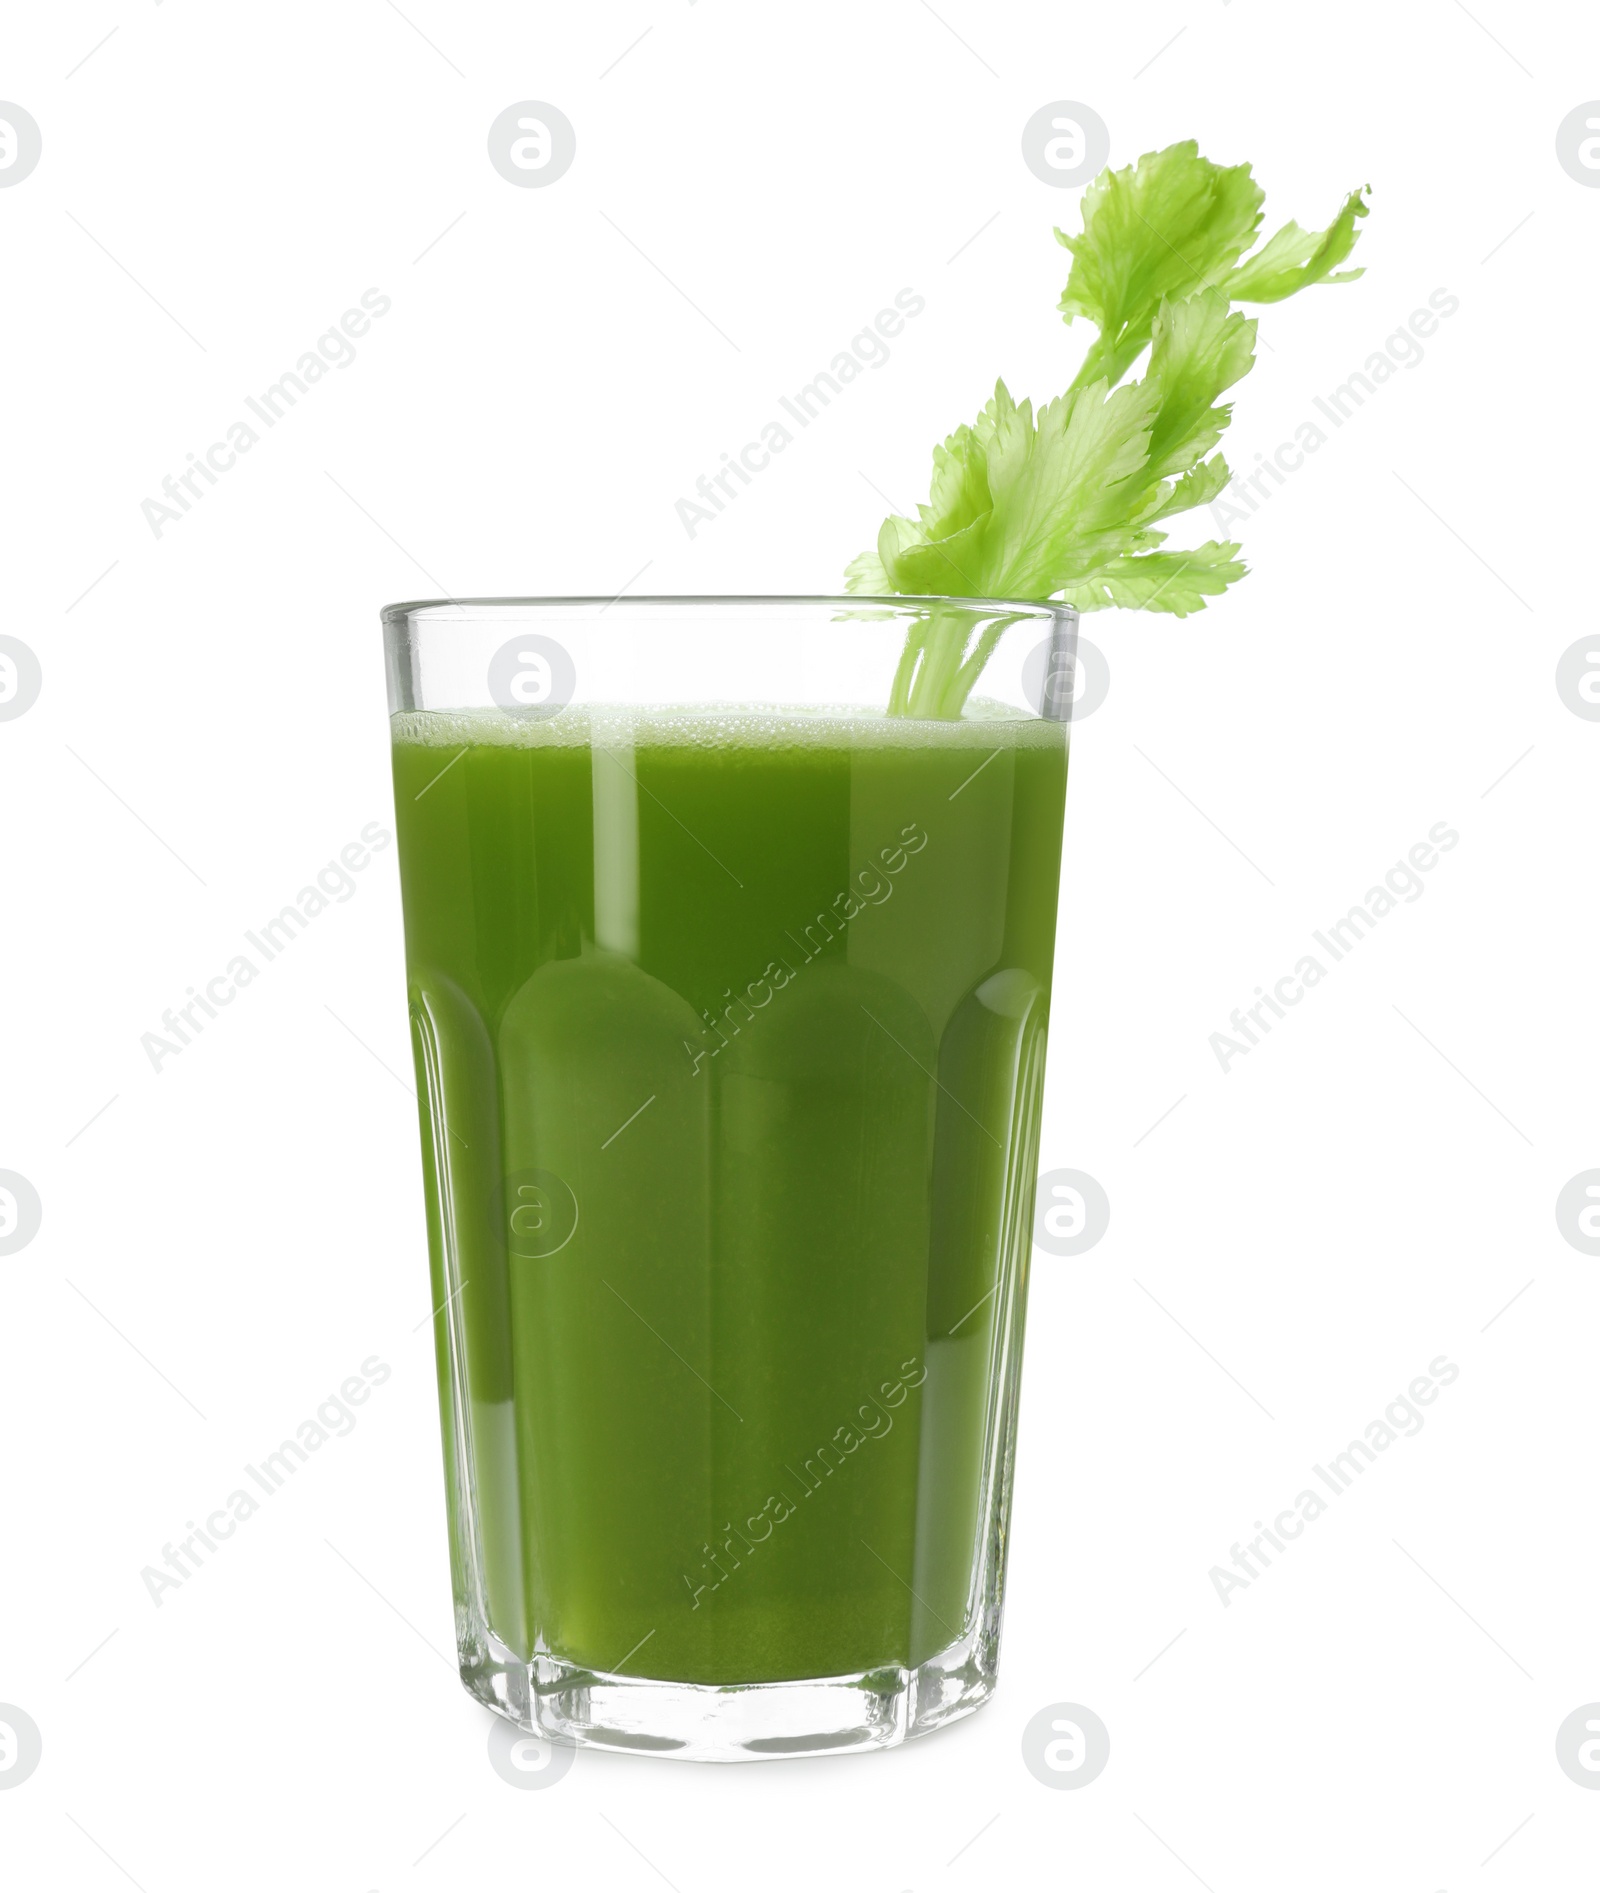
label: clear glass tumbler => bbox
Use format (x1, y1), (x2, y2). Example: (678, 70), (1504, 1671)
(383, 596), (1077, 1760)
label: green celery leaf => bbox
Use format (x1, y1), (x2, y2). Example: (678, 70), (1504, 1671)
(848, 138), (1370, 717)
(843, 545), (892, 592)
(857, 376), (1166, 603)
(883, 512), (992, 597)
(1138, 454), (1235, 524)
(1058, 141), (1264, 390)
(978, 377), (1159, 595)
(917, 414), (996, 539)
(1224, 187), (1369, 302)
(1061, 540), (1246, 615)
(1141, 290), (1257, 480)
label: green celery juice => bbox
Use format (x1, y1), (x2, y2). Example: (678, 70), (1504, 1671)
(391, 702), (1067, 1686)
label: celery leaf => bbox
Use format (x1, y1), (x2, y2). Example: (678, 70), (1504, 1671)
(1057, 141), (1264, 391)
(847, 138), (1371, 714)
(1224, 187), (1369, 302)
(1060, 541), (1247, 616)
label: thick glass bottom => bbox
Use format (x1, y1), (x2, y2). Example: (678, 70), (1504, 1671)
(462, 1614), (1000, 1762)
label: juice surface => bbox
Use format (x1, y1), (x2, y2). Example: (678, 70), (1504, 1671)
(392, 703), (1067, 1684)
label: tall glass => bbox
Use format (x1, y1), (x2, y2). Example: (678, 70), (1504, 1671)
(383, 596), (1076, 1760)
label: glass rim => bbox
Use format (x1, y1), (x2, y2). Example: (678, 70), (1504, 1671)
(380, 593), (1078, 626)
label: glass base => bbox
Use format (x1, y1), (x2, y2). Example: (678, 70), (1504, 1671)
(462, 1615), (999, 1762)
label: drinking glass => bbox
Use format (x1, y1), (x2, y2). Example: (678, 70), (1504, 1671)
(383, 596), (1077, 1760)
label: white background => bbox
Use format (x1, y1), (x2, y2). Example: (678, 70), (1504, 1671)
(2, 3), (1597, 1888)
